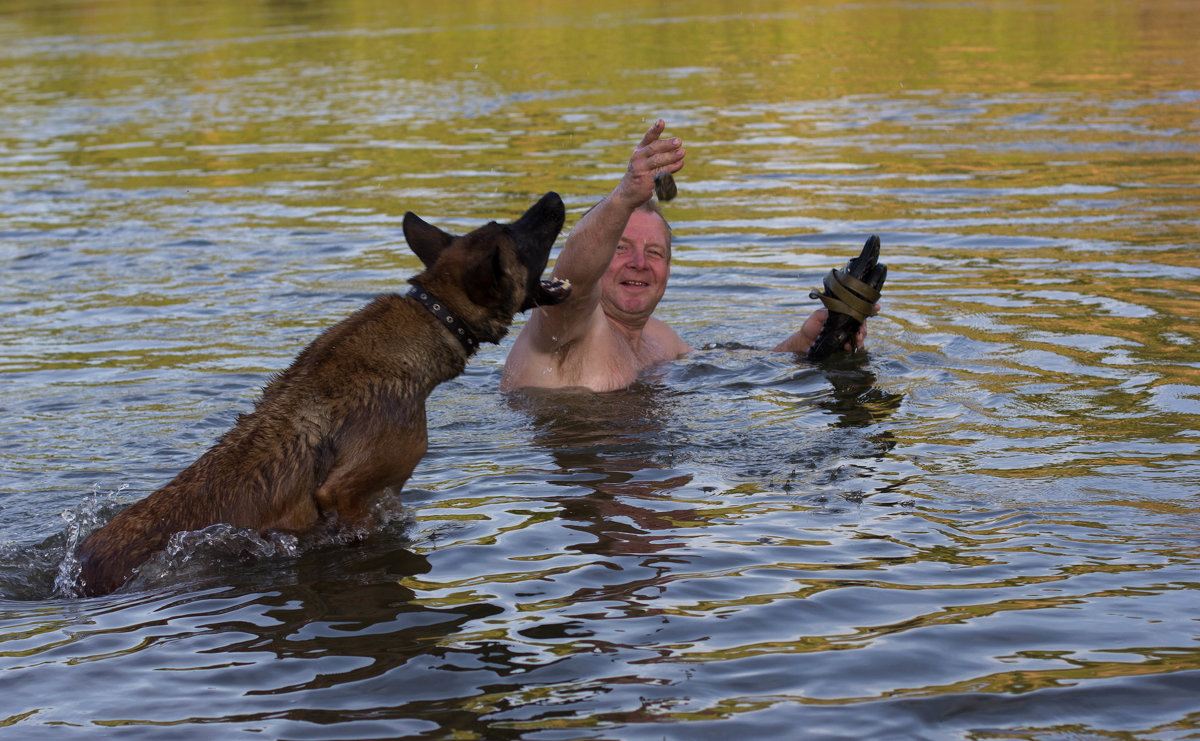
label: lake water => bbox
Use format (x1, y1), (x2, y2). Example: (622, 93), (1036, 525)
(2, 0), (1198, 738)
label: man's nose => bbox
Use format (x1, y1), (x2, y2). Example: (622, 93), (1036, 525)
(627, 245), (646, 268)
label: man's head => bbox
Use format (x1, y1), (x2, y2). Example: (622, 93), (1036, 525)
(600, 201), (673, 327)
(637, 199), (672, 249)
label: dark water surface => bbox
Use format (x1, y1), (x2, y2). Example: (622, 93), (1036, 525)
(2, 1), (1198, 738)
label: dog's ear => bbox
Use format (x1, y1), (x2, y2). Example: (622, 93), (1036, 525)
(464, 245), (507, 308)
(403, 212), (455, 268)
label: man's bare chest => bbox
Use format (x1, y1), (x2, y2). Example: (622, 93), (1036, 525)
(553, 323), (671, 392)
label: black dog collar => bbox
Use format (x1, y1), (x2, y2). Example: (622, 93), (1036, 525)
(407, 286), (480, 354)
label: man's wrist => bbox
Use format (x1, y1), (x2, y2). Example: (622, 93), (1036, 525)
(608, 184), (646, 214)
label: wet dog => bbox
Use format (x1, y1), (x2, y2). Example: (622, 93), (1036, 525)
(75, 192), (570, 596)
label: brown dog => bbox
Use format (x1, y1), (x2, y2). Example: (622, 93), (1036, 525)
(74, 192), (570, 596)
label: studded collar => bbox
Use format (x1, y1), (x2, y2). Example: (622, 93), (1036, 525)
(406, 286), (480, 354)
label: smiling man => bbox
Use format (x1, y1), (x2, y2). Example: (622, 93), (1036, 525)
(500, 119), (863, 393)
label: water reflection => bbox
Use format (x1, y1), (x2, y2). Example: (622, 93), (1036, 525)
(509, 385), (694, 558)
(811, 353), (904, 430)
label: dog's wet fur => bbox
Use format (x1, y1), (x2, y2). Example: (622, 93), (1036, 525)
(75, 192), (569, 596)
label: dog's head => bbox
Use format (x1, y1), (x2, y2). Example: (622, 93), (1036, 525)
(403, 191), (571, 346)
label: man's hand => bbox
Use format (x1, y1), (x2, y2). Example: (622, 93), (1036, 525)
(774, 308), (873, 354)
(805, 308), (869, 351)
(613, 119), (686, 209)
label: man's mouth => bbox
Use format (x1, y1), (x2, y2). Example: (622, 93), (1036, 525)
(621, 280), (649, 287)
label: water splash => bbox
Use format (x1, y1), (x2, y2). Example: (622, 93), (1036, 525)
(45, 488), (415, 597)
(129, 524), (301, 592)
(51, 484), (128, 598)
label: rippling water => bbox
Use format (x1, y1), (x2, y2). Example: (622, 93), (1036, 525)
(2, 1), (1198, 738)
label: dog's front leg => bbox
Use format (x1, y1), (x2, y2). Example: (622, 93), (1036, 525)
(314, 403), (428, 527)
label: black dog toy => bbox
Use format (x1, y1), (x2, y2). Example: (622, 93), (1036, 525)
(806, 235), (887, 361)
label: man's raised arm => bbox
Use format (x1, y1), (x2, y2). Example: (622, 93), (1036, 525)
(523, 119), (685, 352)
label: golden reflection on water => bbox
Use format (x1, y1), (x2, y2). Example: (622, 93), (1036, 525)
(7, 1), (1198, 223)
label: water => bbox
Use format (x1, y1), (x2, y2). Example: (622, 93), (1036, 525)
(2, 0), (1198, 737)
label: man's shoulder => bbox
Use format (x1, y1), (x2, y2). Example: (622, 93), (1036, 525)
(643, 316), (693, 357)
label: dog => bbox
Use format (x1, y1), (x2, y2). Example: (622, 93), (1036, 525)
(74, 192), (570, 596)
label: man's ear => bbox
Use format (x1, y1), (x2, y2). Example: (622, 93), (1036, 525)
(403, 212), (455, 268)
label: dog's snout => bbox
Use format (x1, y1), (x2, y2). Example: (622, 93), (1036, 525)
(509, 191), (565, 270)
(512, 192), (565, 241)
(531, 191), (565, 218)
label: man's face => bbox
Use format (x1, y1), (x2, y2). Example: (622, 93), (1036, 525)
(600, 209), (671, 325)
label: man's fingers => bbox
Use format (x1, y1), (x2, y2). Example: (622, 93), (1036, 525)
(645, 144), (685, 173)
(620, 120), (683, 204)
(638, 118), (666, 147)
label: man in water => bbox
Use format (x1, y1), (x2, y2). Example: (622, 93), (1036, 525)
(501, 119), (867, 392)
